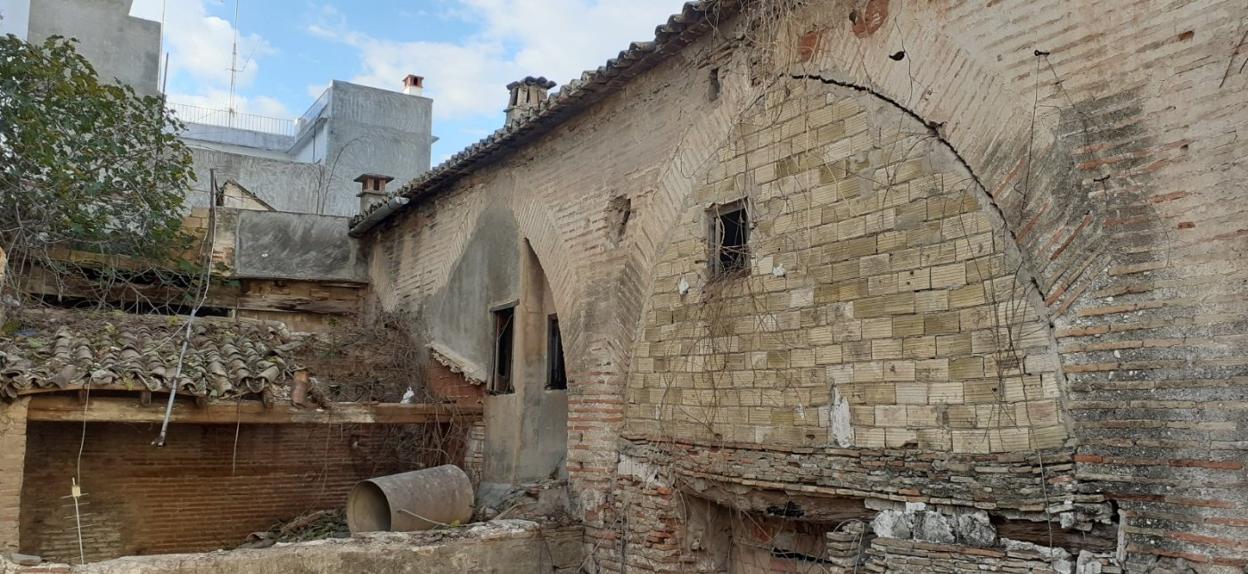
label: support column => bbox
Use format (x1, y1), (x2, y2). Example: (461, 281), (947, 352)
(0, 397), (30, 553)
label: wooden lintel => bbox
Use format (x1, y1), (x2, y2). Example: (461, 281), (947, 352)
(26, 395), (482, 425)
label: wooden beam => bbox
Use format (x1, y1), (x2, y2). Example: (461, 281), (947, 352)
(27, 395), (482, 425)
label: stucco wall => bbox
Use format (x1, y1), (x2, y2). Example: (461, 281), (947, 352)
(233, 211), (365, 282)
(26, 0), (159, 96)
(187, 148), (327, 213)
(186, 83), (433, 218)
(319, 81), (434, 217)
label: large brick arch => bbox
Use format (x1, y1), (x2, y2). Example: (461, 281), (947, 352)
(781, 1), (1146, 330)
(628, 75), (1069, 450)
(600, 2), (1248, 571)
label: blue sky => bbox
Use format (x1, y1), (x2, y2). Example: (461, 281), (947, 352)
(129, 0), (681, 164)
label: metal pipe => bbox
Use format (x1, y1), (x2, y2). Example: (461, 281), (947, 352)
(347, 465), (473, 533)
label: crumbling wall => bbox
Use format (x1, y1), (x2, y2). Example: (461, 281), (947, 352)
(360, 0), (1248, 571)
(18, 422), (430, 562)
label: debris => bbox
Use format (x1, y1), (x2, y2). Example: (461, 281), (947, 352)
(238, 509), (349, 548)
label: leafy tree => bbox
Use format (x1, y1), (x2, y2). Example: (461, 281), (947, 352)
(0, 34), (195, 286)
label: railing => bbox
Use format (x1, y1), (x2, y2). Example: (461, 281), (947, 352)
(166, 102), (298, 137)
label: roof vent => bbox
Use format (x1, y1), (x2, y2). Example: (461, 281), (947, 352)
(504, 76), (556, 127)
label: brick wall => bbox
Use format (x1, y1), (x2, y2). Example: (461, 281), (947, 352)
(18, 421), (439, 562)
(0, 399), (29, 553)
(361, 0), (1248, 571)
(626, 83), (1064, 455)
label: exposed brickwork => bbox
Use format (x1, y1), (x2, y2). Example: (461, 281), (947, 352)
(359, 0), (1248, 571)
(425, 361), (486, 406)
(0, 399), (29, 553)
(626, 84), (1064, 456)
(620, 438), (1077, 515)
(18, 421), (425, 562)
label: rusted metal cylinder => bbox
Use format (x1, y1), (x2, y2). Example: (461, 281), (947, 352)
(347, 465), (474, 533)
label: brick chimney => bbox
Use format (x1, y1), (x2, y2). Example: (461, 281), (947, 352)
(402, 74), (424, 96)
(505, 76), (555, 127)
(354, 173), (395, 214)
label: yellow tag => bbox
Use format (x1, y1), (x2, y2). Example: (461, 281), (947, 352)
(71, 484), (81, 498)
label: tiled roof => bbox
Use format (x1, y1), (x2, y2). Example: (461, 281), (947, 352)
(0, 309), (306, 401)
(349, 0), (733, 236)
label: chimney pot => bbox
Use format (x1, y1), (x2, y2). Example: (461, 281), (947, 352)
(354, 173), (395, 214)
(504, 76), (556, 128)
(402, 74), (424, 96)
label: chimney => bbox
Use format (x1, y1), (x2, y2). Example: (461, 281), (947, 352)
(402, 74), (424, 96)
(354, 173), (395, 214)
(504, 76), (556, 127)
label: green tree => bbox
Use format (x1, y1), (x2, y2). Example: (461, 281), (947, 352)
(0, 34), (195, 286)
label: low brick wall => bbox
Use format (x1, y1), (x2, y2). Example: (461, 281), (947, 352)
(19, 421), (450, 562)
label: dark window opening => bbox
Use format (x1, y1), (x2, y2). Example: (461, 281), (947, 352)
(708, 67), (721, 101)
(710, 200), (749, 276)
(547, 315), (567, 390)
(491, 306), (515, 394)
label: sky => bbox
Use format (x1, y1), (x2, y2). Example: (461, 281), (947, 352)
(127, 0), (681, 164)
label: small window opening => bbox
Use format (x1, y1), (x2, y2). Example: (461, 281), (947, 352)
(708, 67), (721, 101)
(547, 315), (567, 390)
(607, 195), (632, 244)
(491, 306), (515, 394)
(710, 200), (749, 277)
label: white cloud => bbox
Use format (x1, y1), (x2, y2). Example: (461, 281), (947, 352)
(308, 0), (678, 121)
(130, 0), (275, 101)
(306, 82), (331, 99)
(166, 89), (289, 119)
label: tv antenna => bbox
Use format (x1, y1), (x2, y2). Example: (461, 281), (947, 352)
(227, 0), (240, 124)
